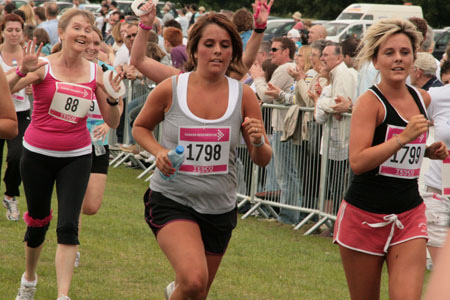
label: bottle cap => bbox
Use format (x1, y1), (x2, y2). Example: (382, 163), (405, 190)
(175, 145), (184, 154)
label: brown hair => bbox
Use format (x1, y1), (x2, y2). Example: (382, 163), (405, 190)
(33, 28), (50, 45)
(92, 26), (103, 41)
(186, 13), (244, 75)
(272, 37), (296, 60)
(1, 13), (24, 31)
(231, 8), (253, 32)
(146, 42), (166, 62)
(163, 27), (183, 47)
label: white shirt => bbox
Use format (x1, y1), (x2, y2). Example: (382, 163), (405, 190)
(113, 44), (129, 68)
(424, 85), (450, 189)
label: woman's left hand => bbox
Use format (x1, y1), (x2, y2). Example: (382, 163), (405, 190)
(108, 70), (124, 94)
(426, 141), (448, 160)
(94, 123), (110, 141)
(242, 117), (264, 146)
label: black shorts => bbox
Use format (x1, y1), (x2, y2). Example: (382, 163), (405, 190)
(91, 145), (109, 174)
(143, 188), (237, 255)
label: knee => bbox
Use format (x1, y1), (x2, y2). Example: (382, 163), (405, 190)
(24, 211), (52, 248)
(56, 221), (79, 244)
(177, 272), (208, 298)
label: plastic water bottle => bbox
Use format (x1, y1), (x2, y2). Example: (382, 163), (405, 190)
(160, 145), (185, 180)
(90, 125), (106, 156)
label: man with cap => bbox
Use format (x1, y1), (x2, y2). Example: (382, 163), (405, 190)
(292, 11), (303, 30)
(410, 52), (443, 91)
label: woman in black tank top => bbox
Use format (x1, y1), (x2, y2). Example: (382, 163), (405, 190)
(335, 19), (448, 300)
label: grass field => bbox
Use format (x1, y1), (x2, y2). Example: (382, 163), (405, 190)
(0, 162), (429, 299)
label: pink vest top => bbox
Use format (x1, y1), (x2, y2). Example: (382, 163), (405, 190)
(24, 58), (97, 152)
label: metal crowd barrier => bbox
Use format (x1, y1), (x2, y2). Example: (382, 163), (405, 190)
(238, 103), (352, 235)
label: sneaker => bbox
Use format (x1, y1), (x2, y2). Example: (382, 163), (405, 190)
(3, 196), (19, 221)
(74, 251), (80, 268)
(16, 273), (37, 300)
(56, 296), (71, 300)
(164, 281), (175, 300)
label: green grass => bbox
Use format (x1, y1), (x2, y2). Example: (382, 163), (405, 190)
(0, 161), (429, 299)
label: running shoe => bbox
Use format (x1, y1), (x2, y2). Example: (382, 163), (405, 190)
(56, 296), (71, 300)
(16, 273), (37, 300)
(74, 251), (80, 268)
(164, 281), (175, 300)
(3, 196), (19, 221)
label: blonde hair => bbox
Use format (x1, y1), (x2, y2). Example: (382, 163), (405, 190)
(58, 8), (95, 32)
(355, 18), (422, 69)
(298, 45), (312, 72)
(111, 22), (123, 44)
(19, 4), (36, 26)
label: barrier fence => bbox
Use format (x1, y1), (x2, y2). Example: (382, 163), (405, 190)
(109, 81), (353, 235)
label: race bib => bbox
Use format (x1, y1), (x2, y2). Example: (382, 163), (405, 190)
(379, 125), (426, 179)
(49, 82), (93, 124)
(178, 126), (230, 175)
(87, 99), (102, 120)
(442, 151), (450, 196)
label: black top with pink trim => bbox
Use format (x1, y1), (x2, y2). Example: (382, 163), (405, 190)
(345, 84), (428, 214)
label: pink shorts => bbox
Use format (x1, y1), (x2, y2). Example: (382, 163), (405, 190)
(333, 200), (428, 256)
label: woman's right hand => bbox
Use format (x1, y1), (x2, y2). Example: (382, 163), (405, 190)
(139, 1), (156, 27)
(398, 114), (430, 144)
(20, 38), (47, 74)
(156, 148), (174, 176)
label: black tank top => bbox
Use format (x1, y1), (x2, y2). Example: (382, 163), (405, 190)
(345, 84), (428, 214)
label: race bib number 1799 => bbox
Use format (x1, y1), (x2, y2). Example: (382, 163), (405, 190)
(379, 124), (426, 179)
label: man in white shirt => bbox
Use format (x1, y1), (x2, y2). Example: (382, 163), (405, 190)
(251, 37), (302, 225)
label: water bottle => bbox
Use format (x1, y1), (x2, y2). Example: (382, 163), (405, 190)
(160, 145), (185, 180)
(90, 125), (106, 156)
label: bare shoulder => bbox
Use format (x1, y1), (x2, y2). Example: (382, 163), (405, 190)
(353, 89), (384, 125)
(417, 88), (431, 108)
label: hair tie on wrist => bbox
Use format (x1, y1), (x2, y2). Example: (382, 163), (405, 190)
(15, 67), (27, 78)
(139, 22), (152, 31)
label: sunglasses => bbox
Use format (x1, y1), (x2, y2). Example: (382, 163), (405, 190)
(126, 33), (137, 39)
(271, 47), (281, 52)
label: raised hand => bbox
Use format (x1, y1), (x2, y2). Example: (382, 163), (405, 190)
(108, 70), (124, 93)
(20, 38), (47, 74)
(249, 61), (264, 79)
(252, 0), (274, 28)
(264, 82), (281, 98)
(288, 66), (305, 81)
(139, 0), (157, 27)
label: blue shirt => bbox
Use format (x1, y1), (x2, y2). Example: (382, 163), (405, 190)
(38, 19), (59, 46)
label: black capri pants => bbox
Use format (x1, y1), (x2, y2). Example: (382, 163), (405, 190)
(20, 148), (92, 247)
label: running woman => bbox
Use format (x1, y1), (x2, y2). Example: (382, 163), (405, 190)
(0, 14), (31, 222)
(8, 9), (123, 300)
(333, 18), (448, 300)
(133, 12), (272, 300)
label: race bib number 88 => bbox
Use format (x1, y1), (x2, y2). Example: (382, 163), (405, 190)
(178, 126), (230, 175)
(49, 82), (93, 124)
(379, 125), (427, 179)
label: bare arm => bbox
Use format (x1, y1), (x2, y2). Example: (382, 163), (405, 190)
(349, 92), (430, 175)
(133, 77), (175, 176)
(241, 85), (272, 167)
(0, 68), (18, 139)
(130, 2), (180, 84)
(241, 0), (274, 71)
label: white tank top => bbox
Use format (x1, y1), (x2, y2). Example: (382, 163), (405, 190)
(0, 54), (30, 112)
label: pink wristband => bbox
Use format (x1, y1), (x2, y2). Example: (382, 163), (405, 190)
(139, 22), (152, 31)
(15, 67), (27, 78)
